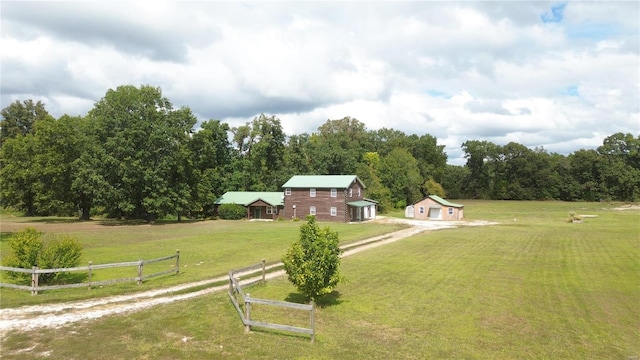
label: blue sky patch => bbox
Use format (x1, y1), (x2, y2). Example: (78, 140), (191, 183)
(541, 3), (567, 23)
(427, 89), (452, 99)
(562, 85), (579, 97)
(566, 23), (620, 40)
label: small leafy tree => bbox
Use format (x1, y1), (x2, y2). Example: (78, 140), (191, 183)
(37, 235), (83, 284)
(3, 227), (82, 285)
(3, 228), (42, 283)
(282, 216), (342, 301)
(424, 178), (446, 198)
(218, 203), (247, 219)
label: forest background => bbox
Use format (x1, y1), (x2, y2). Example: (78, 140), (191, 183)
(1, 85), (638, 221)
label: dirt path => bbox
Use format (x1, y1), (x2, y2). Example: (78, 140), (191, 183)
(0, 218), (496, 334)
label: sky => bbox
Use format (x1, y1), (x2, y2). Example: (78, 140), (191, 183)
(1, 1), (638, 165)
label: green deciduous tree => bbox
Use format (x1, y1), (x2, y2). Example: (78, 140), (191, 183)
(424, 178), (446, 198)
(282, 216), (342, 302)
(379, 148), (422, 208)
(0, 133), (38, 215)
(356, 152), (392, 212)
(461, 140), (499, 199)
(32, 115), (87, 215)
(230, 114), (286, 191)
(87, 85), (197, 220)
(311, 117), (368, 175)
(189, 120), (233, 217)
(0, 99), (51, 146)
(440, 164), (469, 199)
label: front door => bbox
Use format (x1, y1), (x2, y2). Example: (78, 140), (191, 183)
(254, 207), (261, 219)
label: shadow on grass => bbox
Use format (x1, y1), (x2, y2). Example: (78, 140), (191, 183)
(1, 232), (15, 242)
(285, 290), (342, 308)
(26, 218), (82, 224)
(2, 216), (206, 227)
(96, 219), (205, 226)
(249, 327), (313, 341)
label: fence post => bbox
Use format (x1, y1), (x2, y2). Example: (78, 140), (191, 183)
(175, 249), (180, 274)
(31, 266), (39, 296)
(137, 259), (143, 285)
(310, 300), (315, 343)
(245, 294), (251, 333)
(88, 261), (93, 289)
(261, 259), (266, 283)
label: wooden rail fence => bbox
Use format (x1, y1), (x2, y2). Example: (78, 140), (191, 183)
(228, 261), (315, 342)
(0, 250), (180, 295)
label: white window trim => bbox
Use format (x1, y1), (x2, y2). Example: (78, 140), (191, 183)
(419, 206), (425, 214)
(349, 188), (353, 197)
(310, 188), (316, 197)
(330, 207), (337, 216)
(448, 207), (454, 215)
(330, 188), (337, 198)
(310, 206), (316, 215)
(266, 206), (274, 214)
(358, 188), (361, 196)
(285, 188), (291, 196)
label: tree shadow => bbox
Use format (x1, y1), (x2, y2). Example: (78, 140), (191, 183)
(28, 218), (82, 224)
(96, 219), (205, 226)
(285, 290), (342, 308)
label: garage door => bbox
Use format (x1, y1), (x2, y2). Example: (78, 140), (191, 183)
(429, 207), (441, 219)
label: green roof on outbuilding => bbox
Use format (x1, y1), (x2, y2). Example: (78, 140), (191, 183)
(281, 175), (364, 189)
(214, 192), (284, 206)
(428, 195), (463, 208)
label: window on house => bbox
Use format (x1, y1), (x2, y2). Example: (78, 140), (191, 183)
(331, 188), (337, 197)
(266, 206), (274, 214)
(330, 207), (337, 216)
(358, 187), (361, 196)
(349, 188), (353, 197)
(448, 207), (454, 215)
(310, 206), (316, 215)
(285, 188), (291, 196)
(419, 206), (425, 214)
(310, 188), (316, 197)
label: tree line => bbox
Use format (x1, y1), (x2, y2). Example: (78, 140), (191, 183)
(1, 85), (638, 220)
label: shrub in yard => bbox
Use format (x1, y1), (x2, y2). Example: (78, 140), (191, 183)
(3, 227), (83, 285)
(37, 235), (83, 284)
(3, 227), (43, 283)
(218, 203), (247, 220)
(282, 215), (342, 302)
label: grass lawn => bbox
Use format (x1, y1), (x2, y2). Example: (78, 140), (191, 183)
(1, 201), (638, 359)
(0, 218), (407, 307)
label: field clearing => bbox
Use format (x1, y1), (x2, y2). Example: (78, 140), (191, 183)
(0, 201), (638, 358)
(0, 218), (407, 307)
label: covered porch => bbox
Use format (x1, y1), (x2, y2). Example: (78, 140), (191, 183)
(347, 199), (378, 222)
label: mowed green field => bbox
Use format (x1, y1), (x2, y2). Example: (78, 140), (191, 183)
(1, 201), (639, 359)
(0, 218), (407, 307)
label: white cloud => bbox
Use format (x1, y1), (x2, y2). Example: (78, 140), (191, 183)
(1, 1), (638, 166)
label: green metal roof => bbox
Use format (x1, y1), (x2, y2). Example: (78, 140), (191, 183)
(428, 195), (463, 208)
(214, 192), (284, 206)
(347, 200), (378, 207)
(282, 175), (364, 189)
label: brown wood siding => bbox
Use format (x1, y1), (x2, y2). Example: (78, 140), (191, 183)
(246, 200), (283, 220)
(283, 179), (366, 222)
(284, 187), (350, 222)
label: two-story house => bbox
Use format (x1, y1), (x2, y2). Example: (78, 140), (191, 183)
(282, 175), (377, 222)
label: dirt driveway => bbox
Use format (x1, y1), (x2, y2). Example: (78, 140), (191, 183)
(0, 217), (496, 334)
